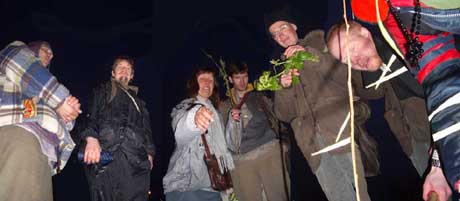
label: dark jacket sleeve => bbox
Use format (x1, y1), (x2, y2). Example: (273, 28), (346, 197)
(79, 84), (108, 141)
(141, 101), (155, 156)
(274, 86), (298, 123)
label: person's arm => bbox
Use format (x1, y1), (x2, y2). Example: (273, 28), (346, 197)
(423, 149), (452, 201)
(171, 100), (203, 147)
(80, 85), (107, 140)
(141, 100), (155, 154)
(225, 110), (242, 153)
(274, 81), (298, 123)
(140, 100), (155, 169)
(80, 85), (107, 164)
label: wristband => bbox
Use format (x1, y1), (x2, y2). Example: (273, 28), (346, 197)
(431, 149), (441, 168)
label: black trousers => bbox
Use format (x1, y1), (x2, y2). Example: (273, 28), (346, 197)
(84, 150), (151, 201)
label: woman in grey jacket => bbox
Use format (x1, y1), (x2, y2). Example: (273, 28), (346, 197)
(163, 67), (234, 201)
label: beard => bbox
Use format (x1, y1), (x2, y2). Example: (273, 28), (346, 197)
(116, 76), (130, 87)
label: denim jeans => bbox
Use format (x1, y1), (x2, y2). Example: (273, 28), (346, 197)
(409, 140), (430, 176)
(314, 133), (371, 201)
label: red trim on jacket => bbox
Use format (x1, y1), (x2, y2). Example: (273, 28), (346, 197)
(417, 49), (460, 83)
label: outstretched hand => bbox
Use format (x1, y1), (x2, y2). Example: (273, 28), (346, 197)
(194, 106), (214, 133)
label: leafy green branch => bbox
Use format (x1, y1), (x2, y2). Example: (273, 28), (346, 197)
(254, 51), (319, 91)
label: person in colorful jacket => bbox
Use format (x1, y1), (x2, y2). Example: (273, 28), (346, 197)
(0, 41), (81, 200)
(350, 0), (460, 200)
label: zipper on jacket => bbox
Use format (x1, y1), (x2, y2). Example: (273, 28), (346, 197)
(396, 6), (460, 18)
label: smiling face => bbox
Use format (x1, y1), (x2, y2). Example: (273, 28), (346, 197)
(111, 59), (134, 86)
(269, 20), (299, 48)
(327, 24), (382, 71)
(197, 72), (215, 100)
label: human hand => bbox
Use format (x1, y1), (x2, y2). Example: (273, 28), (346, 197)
(284, 45), (306, 59)
(280, 69), (300, 88)
(231, 109), (241, 121)
(423, 166), (452, 201)
(66, 95), (81, 111)
(57, 96), (81, 123)
(194, 106), (214, 133)
(148, 154), (154, 170)
(84, 137), (101, 164)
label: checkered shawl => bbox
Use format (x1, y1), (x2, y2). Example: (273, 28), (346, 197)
(0, 41), (75, 174)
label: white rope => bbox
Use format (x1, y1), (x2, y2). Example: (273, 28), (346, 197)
(366, 67), (407, 88)
(311, 137), (351, 156)
(336, 112), (351, 142)
(375, 54), (397, 89)
(119, 87), (140, 113)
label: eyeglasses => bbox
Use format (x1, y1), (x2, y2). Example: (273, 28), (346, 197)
(270, 24), (290, 39)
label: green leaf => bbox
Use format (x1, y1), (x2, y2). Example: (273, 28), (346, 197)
(254, 50), (319, 91)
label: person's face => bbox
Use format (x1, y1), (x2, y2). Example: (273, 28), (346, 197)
(38, 45), (53, 67)
(269, 21), (299, 48)
(328, 27), (382, 71)
(229, 72), (249, 93)
(197, 72), (215, 100)
(111, 60), (134, 85)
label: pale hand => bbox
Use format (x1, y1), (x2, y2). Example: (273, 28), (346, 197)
(284, 45), (306, 59)
(231, 109), (241, 121)
(84, 137), (101, 164)
(280, 69), (300, 88)
(57, 95), (81, 123)
(423, 166), (452, 201)
(194, 106), (214, 133)
(148, 155), (154, 170)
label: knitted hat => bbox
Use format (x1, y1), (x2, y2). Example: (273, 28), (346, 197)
(264, 5), (298, 33)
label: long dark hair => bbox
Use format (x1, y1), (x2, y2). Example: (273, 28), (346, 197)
(187, 66), (220, 107)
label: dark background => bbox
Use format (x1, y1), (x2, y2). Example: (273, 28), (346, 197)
(1, 0), (432, 200)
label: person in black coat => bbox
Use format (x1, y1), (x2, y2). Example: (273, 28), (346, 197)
(80, 55), (155, 201)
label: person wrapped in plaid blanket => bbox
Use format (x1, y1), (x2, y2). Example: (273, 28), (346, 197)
(0, 41), (81, 200)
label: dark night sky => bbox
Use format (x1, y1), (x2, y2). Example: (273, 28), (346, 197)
(2, 0), (427, 200)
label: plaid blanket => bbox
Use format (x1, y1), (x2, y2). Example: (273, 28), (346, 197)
(0, 41), (75, 174)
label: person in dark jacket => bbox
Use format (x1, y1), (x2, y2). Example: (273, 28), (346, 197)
(327, 21), (438, 200)
(326, 20), (453, 201)
(265, 10), (377, 200)
(80, 55), (155, 201)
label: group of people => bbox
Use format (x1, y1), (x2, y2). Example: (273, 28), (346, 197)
(163, 2), (459, 201)
(0, 0), (459, 201)
(0, 41), (155, 201)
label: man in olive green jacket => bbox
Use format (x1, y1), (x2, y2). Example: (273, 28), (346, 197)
(268, 17), (374, 201)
